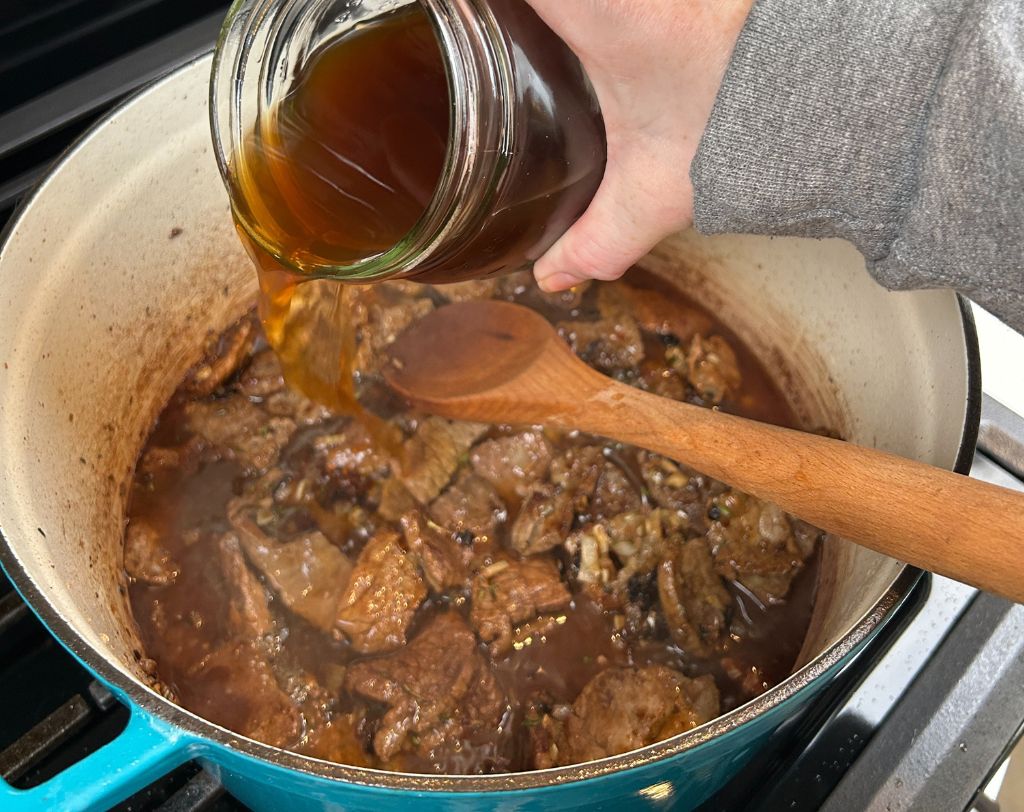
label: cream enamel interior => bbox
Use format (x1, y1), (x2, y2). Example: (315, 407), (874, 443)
(0, 58), (971, 758)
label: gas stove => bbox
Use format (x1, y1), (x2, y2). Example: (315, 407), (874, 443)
(2, 3), (1023, 809)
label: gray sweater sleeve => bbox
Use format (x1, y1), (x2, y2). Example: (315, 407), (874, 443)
(691, 0), (1024, 332)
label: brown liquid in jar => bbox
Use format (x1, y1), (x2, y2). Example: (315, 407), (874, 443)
(234, 5), (449, 270)
(235, 1), (605, 427)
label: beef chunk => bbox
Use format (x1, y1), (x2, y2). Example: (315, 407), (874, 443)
(184, 641), (302, 748)
(234, 519), (353, 633)
(509, 483), (574, 556)
(238, 349), (332, 425)
(137, 437), (203, 477)
(557, 315), (645, 373)
(184, 394), (295, 473)
(236, 348), (284, 397)
(218, 533), (274, 639)
(567, 510), (685, 602)
(470, 430), (553, 502)
(314, 420), (391, 495)
(336, 530), (426, 653)
(550, 445), (642, 522)
(184, 317), (255, 396)
(669, 334), (741, 405)
(401, 418), (487, 503)
(470, 557), (571, 656)
(639, 363), (687, 401)
(638, 451), (724, 530)
(399, 511), (474, 593)
(345, 613), (506, 761)
(658, 538), (732, 656)
(428, 471), (506, 541)
(264, 387), (334, 426)
(534, 666), (719, 767)
(123, 520), (179, 586)
(378, 478), (418, 522)
(353, 292), (435, 374)
(599, 281), (713, 342)
(707, 493), (812, 604)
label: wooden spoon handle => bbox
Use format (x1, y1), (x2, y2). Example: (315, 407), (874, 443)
(574, 380), (1024, 604)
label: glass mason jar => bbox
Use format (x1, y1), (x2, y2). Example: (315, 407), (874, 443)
(210, 0), (607, 284)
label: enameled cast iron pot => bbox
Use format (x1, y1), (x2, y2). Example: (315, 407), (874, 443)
(0, 56), (980, 811)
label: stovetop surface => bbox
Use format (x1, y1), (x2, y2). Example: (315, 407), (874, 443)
(2, 3), (1024, 810)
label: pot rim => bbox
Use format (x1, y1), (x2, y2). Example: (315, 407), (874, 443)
(0, 53), (982, 792)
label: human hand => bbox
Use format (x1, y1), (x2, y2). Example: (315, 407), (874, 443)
(525, 0), (754, 291)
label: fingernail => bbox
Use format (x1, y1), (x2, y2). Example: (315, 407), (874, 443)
(537, 271), (580, 293)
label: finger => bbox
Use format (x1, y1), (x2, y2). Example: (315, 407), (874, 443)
(533, 145), (688, 291)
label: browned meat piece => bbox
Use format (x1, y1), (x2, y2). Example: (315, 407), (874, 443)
(345, 613), (506, 761)
(638, 451), (725, 530)
(509, 483), (574, 555)
(428, 471), (506, 541)
(792, 518), (826, 558)
(265, 388), (334, 426)
(237, 348), (332, 425)
(184, 394), (295, 472)
(434, 278), (501, 302)
(557, 315), (645, 373)
(314, 420), (391, 496)
(550, 445), (642, 521)
(470, 557), (571, 656)
(669, 334), (741, 405)
(353, 294), (434, 374)
(707, 492), (813, 604)
(378, 478), (418, 522)
(218, 533), (274, 639)
(658, 538), (732, 656)
(593, 462), (644, 518)
(184, 317), (255, 396)
(535, 666), (719, 767)
(401, 417), (487, 503)
(235, 347), (284, 397)
(183, 640), (302, 748)
(639, 363), (687, 401)
(235, 523), (353, 633)
(566, 510), (684, 601)
(399, 511), (474, 593)
(137, 437), (203, 477)
(470, 430), (553, 502)
(336, 530), (426, 652)
(599, 281), (712, 342)
(123, 520), (178, 586)
(607, 509), (680, 587)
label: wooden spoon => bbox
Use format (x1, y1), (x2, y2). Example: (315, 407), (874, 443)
(384, 299), (1024, 604)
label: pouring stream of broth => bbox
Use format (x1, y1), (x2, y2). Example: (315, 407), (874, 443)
(384, 300), (1024, 605)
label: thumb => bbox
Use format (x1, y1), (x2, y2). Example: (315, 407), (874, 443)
(533, 142), (690, 292)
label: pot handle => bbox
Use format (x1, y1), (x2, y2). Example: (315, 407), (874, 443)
(0, 703), (193, 811)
